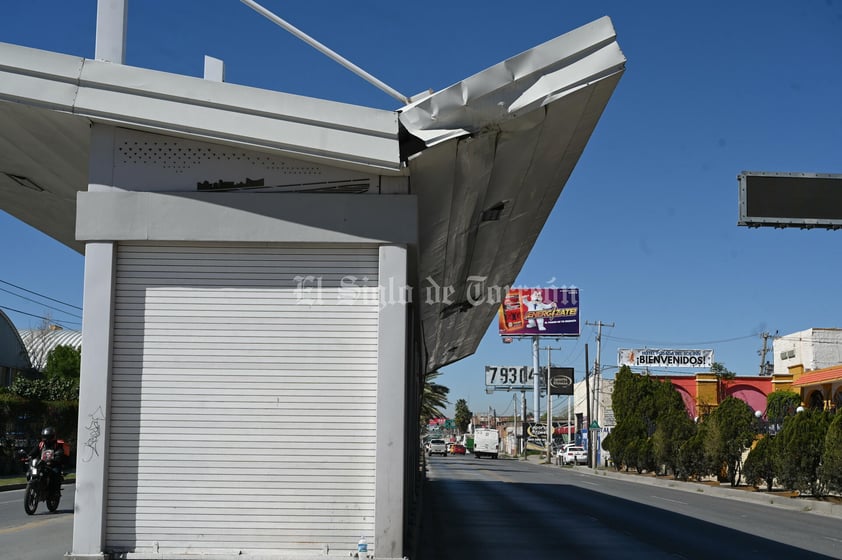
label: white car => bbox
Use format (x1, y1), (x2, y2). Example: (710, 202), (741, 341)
(559, 446), (587, 465)
(428, 439), (448, 457)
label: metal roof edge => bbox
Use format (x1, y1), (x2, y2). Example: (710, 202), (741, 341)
(398, 16), (626, 147)
(0, 41), (403, 174)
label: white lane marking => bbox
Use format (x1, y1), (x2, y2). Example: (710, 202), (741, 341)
(651, 495), (688, 505)
(581, 481), (600, 486)
(824, 536), (842, 544)
(0, 491), (24, 505)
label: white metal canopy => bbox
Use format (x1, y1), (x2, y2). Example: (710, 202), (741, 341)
(0, 16), (624, 372)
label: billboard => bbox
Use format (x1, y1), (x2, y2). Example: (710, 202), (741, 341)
(498, 287), (579, 337)
(548, 367), (574, 396)
(618, 348), (714, 369)
(485, 365), (538, 392)
(738, 171), (842, 229)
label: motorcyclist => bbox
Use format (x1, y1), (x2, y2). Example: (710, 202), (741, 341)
(28, 427), (64, 494)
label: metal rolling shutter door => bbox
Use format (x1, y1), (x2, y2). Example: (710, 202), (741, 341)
(106, 242), (379, 555)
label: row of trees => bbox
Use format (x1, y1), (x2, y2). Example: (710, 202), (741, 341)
(0, 344), (80, 475)
(744, 408), (842, 496)
(603, 365), (842, 496)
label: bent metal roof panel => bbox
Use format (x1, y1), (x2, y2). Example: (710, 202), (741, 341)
(0, 17), (625, 372)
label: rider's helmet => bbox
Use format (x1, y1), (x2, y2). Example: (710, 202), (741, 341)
(40, 427), (56, 443)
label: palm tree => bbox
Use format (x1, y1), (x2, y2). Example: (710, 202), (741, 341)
(420, 370), (450, 427)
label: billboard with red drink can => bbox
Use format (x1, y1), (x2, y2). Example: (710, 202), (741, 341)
(497, 287), (579, 337)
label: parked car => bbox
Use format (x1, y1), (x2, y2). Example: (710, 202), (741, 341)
(449, 443), (466, 455)
(551, 442), (577, 455)
(554, 442), (578, 454)
(559, 446), (587, 465)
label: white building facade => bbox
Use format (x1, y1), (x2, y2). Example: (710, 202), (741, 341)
(773, 328), (842, 376)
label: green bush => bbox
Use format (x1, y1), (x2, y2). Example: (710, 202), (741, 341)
(676, 432), (707, 481)
(743, 435), (776, 491)
(776, 410), (831, 496)
(702, 397), (755, 486)
(819, 412), (842, 494)
(9, 376), (78, 401)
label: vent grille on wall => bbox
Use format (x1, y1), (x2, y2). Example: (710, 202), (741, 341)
(117, 141), (321, 174)
(112, 130), (378, 194)
(780, 349), (796, 360)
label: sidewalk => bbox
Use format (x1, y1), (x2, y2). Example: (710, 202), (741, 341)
(523, 453), (842, 519)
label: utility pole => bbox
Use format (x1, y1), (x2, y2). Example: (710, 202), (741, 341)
(584, 343), (591, 468)
(512, 393), (518, 456)
(585, 320), (613, 468)
(758, 331), (776, 376)
(532, 335), (540, 428)
(541, 344), (562, 462)
(521, 391), (527, 458)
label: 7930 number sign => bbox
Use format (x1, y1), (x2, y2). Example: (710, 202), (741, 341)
(485, 366), (538, 391)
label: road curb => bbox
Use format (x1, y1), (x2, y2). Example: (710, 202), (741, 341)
(548, 461), (842, 519)
(0, 479), (75, 492)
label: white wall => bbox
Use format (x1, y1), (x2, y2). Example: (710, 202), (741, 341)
(774, 328), (842, 374)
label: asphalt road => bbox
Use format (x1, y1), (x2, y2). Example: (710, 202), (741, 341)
(418, 455), (842, 560)
(2, 461), (840, 560)
(0, 485), (74, 559)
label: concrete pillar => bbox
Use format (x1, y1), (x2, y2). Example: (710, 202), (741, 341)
(374, 244), (408, 559)
(68, 242), (115, 559)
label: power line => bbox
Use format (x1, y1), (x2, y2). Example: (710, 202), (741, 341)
(0, 286), (82, 320)
(0, 280), (82, 317)
(0, 279), (81, 310)
(0, 305), (80, 328)
(603, 333), (758, 345)
(498, 398), (513, 416)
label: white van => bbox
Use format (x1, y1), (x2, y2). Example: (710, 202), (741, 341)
(473, 428), (499, 459)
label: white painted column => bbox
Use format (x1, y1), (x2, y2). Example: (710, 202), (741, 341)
(375, 244), (408, 559)
(95, 0), (128, 63)
(68, 242), (115, 559)
(69, 122), (118, 559)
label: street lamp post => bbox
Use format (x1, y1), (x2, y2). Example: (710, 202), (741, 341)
(754, 409), (766, 435)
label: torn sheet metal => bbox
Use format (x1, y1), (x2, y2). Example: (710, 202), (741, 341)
(399, 16), (626, 148)
(406, 17), (626, 371)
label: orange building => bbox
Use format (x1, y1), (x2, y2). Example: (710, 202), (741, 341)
(653, 364), (842, 419)
(791, 364), (842, 411)
(654, 374), (773, 418)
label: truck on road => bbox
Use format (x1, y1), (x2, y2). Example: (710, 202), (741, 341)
(473, 428), (499, 459)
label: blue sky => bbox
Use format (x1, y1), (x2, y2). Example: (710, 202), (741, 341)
(2, 1), (841, 418)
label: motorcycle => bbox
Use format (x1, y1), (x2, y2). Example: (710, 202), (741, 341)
(23, 448), (62, 515)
